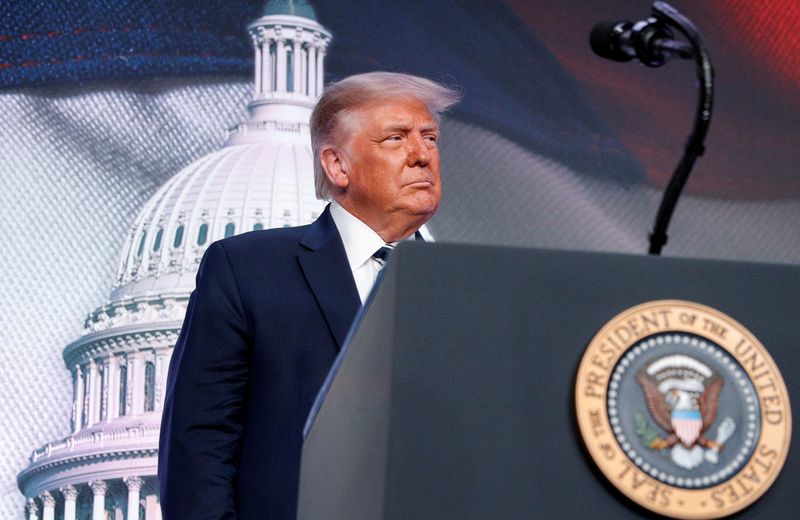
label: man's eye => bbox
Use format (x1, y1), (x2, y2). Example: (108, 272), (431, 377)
(424, 135), (438, 144)
(385, 135), (403, 142)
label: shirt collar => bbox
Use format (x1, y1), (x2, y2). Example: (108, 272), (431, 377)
(329, 201), (388, 272)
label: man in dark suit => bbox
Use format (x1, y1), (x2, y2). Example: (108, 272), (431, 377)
(158, 72), (460, 519)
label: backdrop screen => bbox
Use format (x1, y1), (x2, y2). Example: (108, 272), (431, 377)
(1, 0), (797, 516)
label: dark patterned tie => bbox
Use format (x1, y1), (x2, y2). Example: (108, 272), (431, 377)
(373, 232), (424, 268)
(372, 244), (395, 268)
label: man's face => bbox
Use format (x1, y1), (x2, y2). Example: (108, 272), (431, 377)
(337, 97), (441, 238)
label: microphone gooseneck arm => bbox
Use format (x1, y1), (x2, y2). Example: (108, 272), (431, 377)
(590, 2), (714, 255)
(646, 2), (714, 255)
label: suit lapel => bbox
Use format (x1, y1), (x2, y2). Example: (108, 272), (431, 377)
(297, 206), (361, 351)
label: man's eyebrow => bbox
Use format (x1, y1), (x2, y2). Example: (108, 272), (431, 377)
(380, 122), (440, 133)
(381, 122), (414, 132)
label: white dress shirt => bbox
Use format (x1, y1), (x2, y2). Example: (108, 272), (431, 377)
(329, 201), (394, 304)
(329, 201), (427, 304)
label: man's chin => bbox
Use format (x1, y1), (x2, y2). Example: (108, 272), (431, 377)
(406, 203), (439, 223)
(408, 190), (440, 210)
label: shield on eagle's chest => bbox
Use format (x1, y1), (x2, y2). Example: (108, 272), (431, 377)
(671, 409), (703, 447)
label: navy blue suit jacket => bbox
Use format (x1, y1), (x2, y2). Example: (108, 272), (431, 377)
(158, 206), (361, 519)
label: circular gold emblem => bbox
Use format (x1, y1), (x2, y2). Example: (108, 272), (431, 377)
(575, 300), (791, 519)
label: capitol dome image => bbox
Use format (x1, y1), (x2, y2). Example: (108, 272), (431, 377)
(16, 1), (331, 518)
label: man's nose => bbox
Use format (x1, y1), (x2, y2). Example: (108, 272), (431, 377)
(406, 133), (431, 166)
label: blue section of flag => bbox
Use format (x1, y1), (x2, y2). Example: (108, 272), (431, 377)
(1, 0), (643, 182)
(0, 1), (257, 86)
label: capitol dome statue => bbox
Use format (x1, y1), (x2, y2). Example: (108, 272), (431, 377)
(17, 1), (331, 518)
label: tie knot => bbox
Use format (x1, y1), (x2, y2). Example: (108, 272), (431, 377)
(372, 245), (394, 266)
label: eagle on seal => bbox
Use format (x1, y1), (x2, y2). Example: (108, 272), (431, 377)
(636, 354), (724, 451)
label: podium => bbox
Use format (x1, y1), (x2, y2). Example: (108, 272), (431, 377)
(298, 243), (798, 519)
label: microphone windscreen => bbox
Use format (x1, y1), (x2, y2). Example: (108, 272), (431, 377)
(590, 21), (634, 62)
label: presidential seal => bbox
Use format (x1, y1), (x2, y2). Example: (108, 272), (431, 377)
(575, 300), (791, 519)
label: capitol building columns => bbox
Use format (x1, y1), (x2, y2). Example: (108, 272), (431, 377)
(85, 361), (100, 426)
(276, 34), (287, 93)
(21, 478), (162, 519)
(292, 33), (303, 95)
(316, 42), (327, 97)
(253, 33), (263, 95)
(26, 498), (37, 520)
(307, 40), (317, 98)
(89, 480), (107, 520)
(124, 476), (144, 520)
(104, 355), (120, 422)
(70, 365), (84, 434)
(60, 484), (78, 520)
(245, 4), (331, 104)
(39, 491), (55, 520)
(144, 492), (161, 520)
(129, 352), (146, 415)
(60, 350), (169, 433)
(154, 350), (171, 410)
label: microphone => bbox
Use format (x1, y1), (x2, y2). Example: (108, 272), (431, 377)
(590, 17), (694, 67)
(589, 2), (714, 255)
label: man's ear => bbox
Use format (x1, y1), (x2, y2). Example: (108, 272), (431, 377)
(320, 146), (349, 190)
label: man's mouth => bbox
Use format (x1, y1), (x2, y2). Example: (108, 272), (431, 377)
(404, 179), (434, 188)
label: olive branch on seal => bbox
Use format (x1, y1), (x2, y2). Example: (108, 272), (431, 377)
(634, 411), (669, 457)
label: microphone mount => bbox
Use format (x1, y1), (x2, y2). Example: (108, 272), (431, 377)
(591, 16), (694, 67)
(591, 2), (714, 255)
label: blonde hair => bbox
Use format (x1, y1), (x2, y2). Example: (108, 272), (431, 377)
(310, 72), (461, 200)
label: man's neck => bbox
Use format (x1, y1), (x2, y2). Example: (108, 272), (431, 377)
(333, 199), (424, 243)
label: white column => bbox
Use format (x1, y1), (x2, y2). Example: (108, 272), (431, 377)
(299, 43), (307, 95)
(118, 361), (128, 416)
(129, 353), (145, 415)
(86, 360), (100, 425)
(154, 350), (170, 411)
(264, 37), (274, 93)
(292, 35), (302, 93)
(40, 491), (55, 520)
(276, 38), (287, 92)
(144, 494), (161, 520)
(316, 44), (327, 96)
(26, 498), (37, 520)
(72, 365), (84, 433)
(252, 34), (262, 96)
(307, 42), (317, 98)
(82, 365), (91, 427)
(61, 484), (78, 520)
(106, 356), (120, 420)
(90, 480), (107, 520)
(100, 358), (110, 421)
(124, 477), (144, 520)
